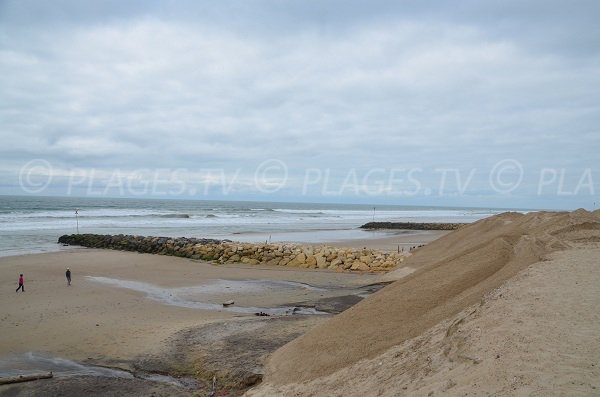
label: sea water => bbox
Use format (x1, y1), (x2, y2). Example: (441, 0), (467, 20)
(0, 195), (510, 257)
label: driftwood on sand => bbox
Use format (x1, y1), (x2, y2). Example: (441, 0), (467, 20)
(0, 372), (53, 385)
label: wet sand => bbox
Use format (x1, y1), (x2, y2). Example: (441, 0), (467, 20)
(0, 249), (377, 360)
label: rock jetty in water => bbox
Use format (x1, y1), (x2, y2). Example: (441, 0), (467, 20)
(58, 234), (407, 272)
(360, 221), (463, 230)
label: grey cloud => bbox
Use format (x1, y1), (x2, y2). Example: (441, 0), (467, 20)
(0, 1), (598, 207)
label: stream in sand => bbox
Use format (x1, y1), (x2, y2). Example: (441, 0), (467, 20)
(0, 352), (199, 389)
(86, 276), (375, 315)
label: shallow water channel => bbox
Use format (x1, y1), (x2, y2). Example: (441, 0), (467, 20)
(86, 276), (339, 315)
(0, 352), (197, 389)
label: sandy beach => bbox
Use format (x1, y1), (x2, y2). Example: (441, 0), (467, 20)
(0, 246), (381, 395)
(0, 226), (440, 363)
(2, 210), (599, 396)
(0, 247), (380, 354)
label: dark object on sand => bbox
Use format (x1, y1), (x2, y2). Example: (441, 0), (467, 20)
(0, 372), (53, 385)
(222, 300), (234, 307)
(254, 312), (270, 316)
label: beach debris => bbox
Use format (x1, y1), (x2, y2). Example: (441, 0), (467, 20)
(222, 300), (234, 307)
(254, 312), (270, 316)
(208, 375), (217, 397)
(459, 355), (482, 364)
(0, 372), (53, 385)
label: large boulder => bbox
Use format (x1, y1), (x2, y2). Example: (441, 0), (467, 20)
(306, 255), (317, 268)
(350, 261), (370, 271)
(315, 254), (328, 269)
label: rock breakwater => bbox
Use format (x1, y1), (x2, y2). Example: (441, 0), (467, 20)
(58, 234), (407, 272)
(360, 222), (463, 230)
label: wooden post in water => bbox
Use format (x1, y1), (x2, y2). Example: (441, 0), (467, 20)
(75, 208), (79, 234)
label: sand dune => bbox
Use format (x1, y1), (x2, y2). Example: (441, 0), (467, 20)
(256, 210), (600, 389)
(248, 246), (600, 396)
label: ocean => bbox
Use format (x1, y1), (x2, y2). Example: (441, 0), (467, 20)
(0, 195), (510, 257)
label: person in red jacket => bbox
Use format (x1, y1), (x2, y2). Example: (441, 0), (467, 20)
(16, 274), (24, 292)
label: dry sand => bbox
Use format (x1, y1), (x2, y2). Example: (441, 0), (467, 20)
(252, 209), (600, 394)
(248, 246), (600, 396)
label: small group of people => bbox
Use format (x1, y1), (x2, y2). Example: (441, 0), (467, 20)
(15, 268), (72, 292)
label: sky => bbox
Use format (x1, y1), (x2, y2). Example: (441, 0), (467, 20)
(1, 0), (599, 209)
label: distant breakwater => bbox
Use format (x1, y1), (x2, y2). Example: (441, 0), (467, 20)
(58, 234), (407, 272)
(360, 222), (463, 231)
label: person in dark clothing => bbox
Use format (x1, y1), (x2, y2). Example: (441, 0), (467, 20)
(16, 274), (24, 292)
(66, 268), (71, 286)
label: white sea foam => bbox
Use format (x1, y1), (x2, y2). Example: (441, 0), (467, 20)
(0, 195), (514, 256)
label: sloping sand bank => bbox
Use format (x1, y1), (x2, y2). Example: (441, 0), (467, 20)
(256, 209), (600, 389)
(248, 246), (600, 396)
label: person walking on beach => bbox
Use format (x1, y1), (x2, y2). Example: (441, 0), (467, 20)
(16, 274), (24, 292)
(66, 268), (71, 286)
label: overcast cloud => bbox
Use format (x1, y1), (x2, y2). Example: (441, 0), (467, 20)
(1, 0), (599, 208)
